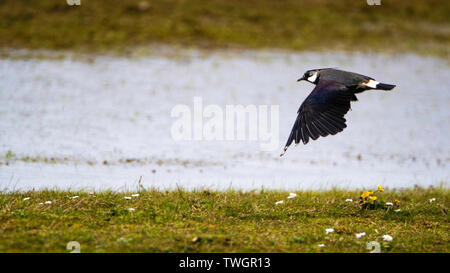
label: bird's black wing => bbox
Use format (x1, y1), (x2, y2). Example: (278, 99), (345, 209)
(281, 80), (354, 156)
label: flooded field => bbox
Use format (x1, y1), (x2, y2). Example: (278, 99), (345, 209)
(0, 49), (449, 191)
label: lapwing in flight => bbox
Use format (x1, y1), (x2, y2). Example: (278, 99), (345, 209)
(280, 68), (395, 156)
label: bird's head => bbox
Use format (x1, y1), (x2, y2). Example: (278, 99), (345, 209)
(297, 69), (321, 84)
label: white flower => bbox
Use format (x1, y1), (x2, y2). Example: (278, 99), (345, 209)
(132, 194), (140, 197)
(71, 196), (79, 199)
(44, 201), (52, 205)
(38, 202), (44, 206)
(355, 232), (366, 239)
(429, 198), (436, 203)
(345, 199), (353, 202)
(275, 200), (284, 205)
(317, 244), (325, 247)
(385, 202), (393, 206)
(23, 197), (30, 201)
(124, 196), (132, 200)
(88, 191), (94, 195)
(382, 234), (393, 242)
(287, 193), (297, 199)
(128, 208), (135, 212)
(325, 228), (334, 234)
(394, 209), (402, 212)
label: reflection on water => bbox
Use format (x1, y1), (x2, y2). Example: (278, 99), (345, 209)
(0, 49), (449, 191)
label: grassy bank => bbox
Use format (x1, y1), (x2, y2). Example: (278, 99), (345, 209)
(0, 186), (448, 253)
(0, 0), (449, 57)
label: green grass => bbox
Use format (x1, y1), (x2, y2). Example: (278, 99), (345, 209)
(0, 0), (449, 57)
(0, 186), (448, 253)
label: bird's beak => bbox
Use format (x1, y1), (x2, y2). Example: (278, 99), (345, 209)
(297, 76), (306, 82)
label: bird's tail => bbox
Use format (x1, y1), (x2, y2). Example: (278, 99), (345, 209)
(376, 83), (396, 91)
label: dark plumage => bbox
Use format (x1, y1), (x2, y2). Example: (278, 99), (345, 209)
(280, 68), (395, 156)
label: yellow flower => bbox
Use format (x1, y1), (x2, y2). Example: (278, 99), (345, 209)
(377, 184), (385, 192)
(369, 196), (377, 201)
(361, 191), (373, 199)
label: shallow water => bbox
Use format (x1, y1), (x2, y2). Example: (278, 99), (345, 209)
(0, 49), (449, 191)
